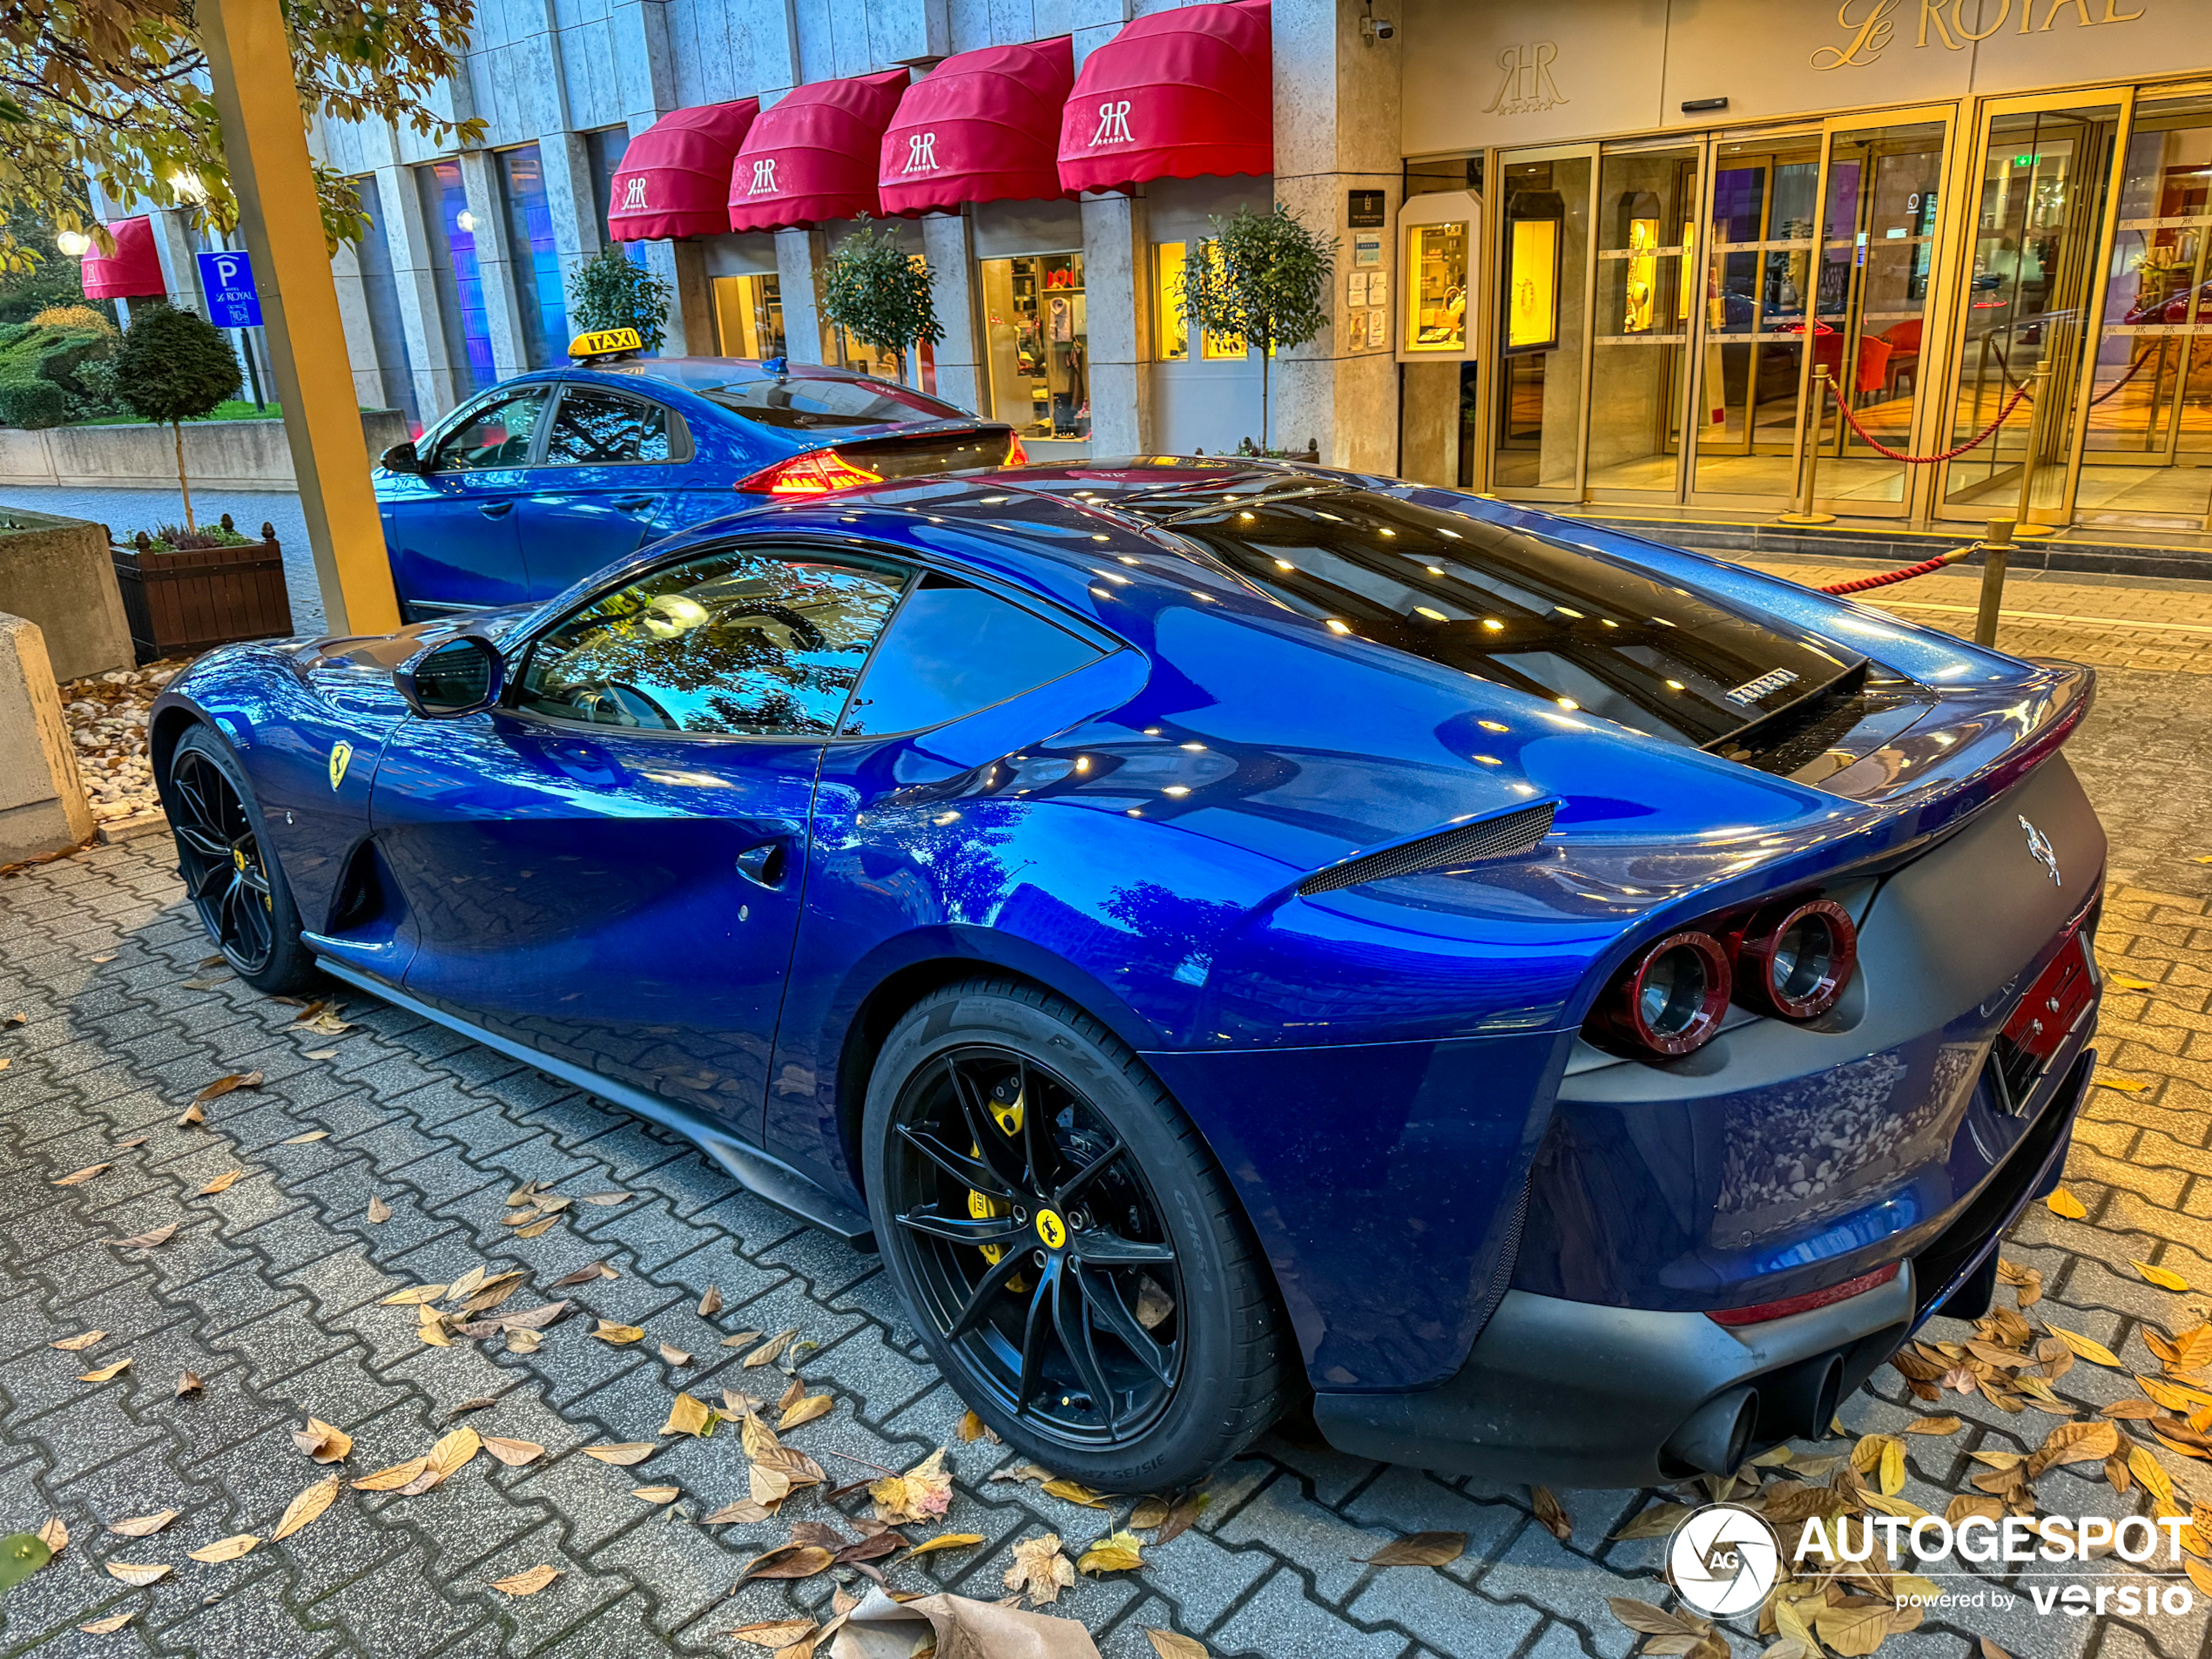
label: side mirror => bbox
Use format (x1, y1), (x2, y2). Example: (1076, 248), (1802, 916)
(395, 634), (504, 718)
(381, 440), (421, 474)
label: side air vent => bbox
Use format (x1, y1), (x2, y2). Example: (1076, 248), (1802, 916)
(1298, 800), (1557, 897)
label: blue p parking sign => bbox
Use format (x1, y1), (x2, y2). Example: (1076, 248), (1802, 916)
(195, 250), (262, 328)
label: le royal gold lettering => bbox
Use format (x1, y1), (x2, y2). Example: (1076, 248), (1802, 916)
(1814, 0), (2143, 69)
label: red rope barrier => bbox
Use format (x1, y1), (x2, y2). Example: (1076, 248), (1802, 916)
(1830, 379), (2033, 464)
(1815, 549), (1975, 595)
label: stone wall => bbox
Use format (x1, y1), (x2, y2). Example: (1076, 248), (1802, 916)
(0, 409), (409, 493)
(0, 509), (134, 682)
(0, 613), (92, 865)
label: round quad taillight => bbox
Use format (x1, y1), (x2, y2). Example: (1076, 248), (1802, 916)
(1588, 931), (1733, 1057)
(1737, 896), (1857, 1021)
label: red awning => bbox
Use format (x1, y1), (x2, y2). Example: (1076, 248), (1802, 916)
(1057, 0), (1271, 195)
(729, 69), (910, 233)
(610, 100), (761, 242)
(878, 37), (1074, 216)
(80, 218), (165, 300)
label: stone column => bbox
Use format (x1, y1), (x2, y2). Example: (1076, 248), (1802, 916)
(1080, 192), (1153, 455)
(1270, 0), (1401, 472)
(776, 228), (830, 365)
(459, 151), (530, 375)
(145, 210), (201, 313)
(921, 212), (983, 414)
(538, 129), (601, 298)
(376, 165), (471, 421)
(329, 235), (388, 408)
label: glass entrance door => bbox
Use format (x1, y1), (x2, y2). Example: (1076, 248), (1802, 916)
(1492, 152), (1592, 496)
(2080, 91), (2212, 522)
(1940, 100), (2124, 521)
(1689, 135), (1823, 501)
(1588, 144), (1700, 496)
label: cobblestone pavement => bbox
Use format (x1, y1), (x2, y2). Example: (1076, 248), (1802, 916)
(5, 572), (2212, 1658)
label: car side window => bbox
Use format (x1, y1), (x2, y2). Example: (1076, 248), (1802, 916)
(430, 387), (550, 471)
(515, 547), (909, 736)
(542, 386), (675, 466)
(841, 574), (1102, 735)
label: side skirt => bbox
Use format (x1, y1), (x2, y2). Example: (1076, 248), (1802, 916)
(311, 955), (876, 1247)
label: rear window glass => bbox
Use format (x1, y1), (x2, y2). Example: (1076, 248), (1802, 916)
(842, 577), (1100, 734)
(697, 376), (967, 430)
(1150, 489), (1860, 748)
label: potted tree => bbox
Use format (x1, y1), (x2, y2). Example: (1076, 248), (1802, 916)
(567, 247), (673, 354)
(1178, 204), (1337, 456)
(105, 304), (290, 661)
(820, 225), (942, 385)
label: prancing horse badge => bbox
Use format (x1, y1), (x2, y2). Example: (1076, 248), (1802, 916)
(2019, 815), (2060, 886)
(329, 741), (353, 791)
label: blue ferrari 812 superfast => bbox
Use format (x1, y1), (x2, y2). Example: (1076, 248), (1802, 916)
(150, 457), (2102, 1493)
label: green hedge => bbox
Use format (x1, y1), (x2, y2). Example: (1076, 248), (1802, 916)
(0, 321), (114, 398)
(0, 381), (70, 428)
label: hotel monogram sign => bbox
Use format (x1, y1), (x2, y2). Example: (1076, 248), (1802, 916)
(1812, 0), (2145, 69)
(1482, 42), (1568, 114)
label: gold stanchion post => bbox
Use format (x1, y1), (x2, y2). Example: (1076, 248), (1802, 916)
(2012, 359), (2057, 539)
(1780, 366), (1838, 526)
(1975, 517), (2013, 648)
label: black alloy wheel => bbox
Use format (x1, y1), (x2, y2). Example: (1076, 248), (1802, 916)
(865, 980), (1287, 1491)
(887, 1045), (1184, 1446)
(171, 745), (278, 975)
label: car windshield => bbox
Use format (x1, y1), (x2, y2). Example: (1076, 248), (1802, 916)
(1141, 486), (1863, 748)
(693, 375), (967, 430)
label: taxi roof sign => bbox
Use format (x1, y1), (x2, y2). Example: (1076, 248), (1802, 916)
(570, 327), (643, 361)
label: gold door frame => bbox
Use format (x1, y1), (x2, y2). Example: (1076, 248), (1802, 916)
(1488, 139), (1601, 503)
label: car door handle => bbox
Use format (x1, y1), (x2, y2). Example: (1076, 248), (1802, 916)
(613, 495), (653, 512)
(735, 839), (791, 889)
(478, 501), (515, 518)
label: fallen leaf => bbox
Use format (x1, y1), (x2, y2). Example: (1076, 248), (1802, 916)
(871, 1449), (953, 1523)
(176, 1371), (202, 1398)
(280, 1130), (329, 1145)
(352, 1458), (428, 1491)
(2047, 1324), (2123, 1368)
(102, 1223), (178, 1251)
(395, 1428), (481, 1495)
(480, 1436), (544, 1467)
(1145, 1635), (1211, 1659)
(104, 1561), (170, 1586)
(698, 1285), (723, 1318)
(37, 1517), (67, 1556)
(271, 1474), (341, 1541)
(112, 1136), (147, 1149)
(444, 1396), (498, 1422)
(721, 1330), (765, 1349)
(188, 1533), (261, 1562)
(1608, 1598), (1706, 1637)
(1040, 1479), (1108, 1508)
(2149, 1324), (2212, 1372)
(779, 1393), (834, 1431)
(53, 1163), (111, 1186)
(906, 1532), (986, 1559)
(2029, 1420), (2122, 1476)
(740, 1543), (835, 1581)
(1814, 1599), (1892, 1657)
(550, 1261), (616, 1286)
(175, 1102), (206, 1128)
(2135, 1260), (2191, 1292)
(514, 1214), (559, 1238)
(78, 1614), (132, 1634)
(2107, 974), (2158, 992)
(988, 1462), (1056, 1486)
(1078, 1528), (1145, 1575)
(507, 1328), (542, 1355)
(583, 1443), (657, 1466)
(1980, 1642), (2017, 1659)
(631, 1485), (681, 1504)
(107, 1510), (179, 1537)
(592, 1321), (644, 1346)
(1359, 1531), (1468, 1567)
(729, 1620), (819, 1649)
(293, 1418), (352, 1463)
(2046, 1187), (2088, 1219)
(745, 1329), (800, 1369)
(577, 1191), (632, 1206)
(1532, 1486), (1572, 1541)
(78, 1359), (132, 1383)
(195, 1169), (244, 1197)
(956, 1409), (1000, 1445)
(51, 1332), (105, 1351)
(705, 1500), (778, 1525)
(1003, 1533), (1076, 1604)
(660, 1342), (692, 1366)
(663, 1393), (716, 1438)
(1613, 1502), (1694, 1541)
(491, 1564), (562, 1596)
(1905, 1415), (1965, 1436)
(191, 1072), (262, 1106)
(2190, 1557), (2212, 1600)
(90, 954), (118, 965)
(305, 1049), (338, 1061)
(2099, 1077), (2154, 1093)
(380, 1285), (448, 1306)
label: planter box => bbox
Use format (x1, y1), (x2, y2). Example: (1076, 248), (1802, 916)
(111, 524), (293, 664)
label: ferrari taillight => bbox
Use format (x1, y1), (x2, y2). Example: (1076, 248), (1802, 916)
(736, 449), (885, 496)
(1005, 433), (1030, 467)
(1735, 896), (1857, 1021)
(1585, 931), (1733, 1058)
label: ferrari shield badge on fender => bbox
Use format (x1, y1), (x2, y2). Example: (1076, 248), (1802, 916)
(329, 742), (353, 792)
(2020, 815), (2060, 886)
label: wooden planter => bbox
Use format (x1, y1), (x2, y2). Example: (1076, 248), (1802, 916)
(110, 520), (294, 664)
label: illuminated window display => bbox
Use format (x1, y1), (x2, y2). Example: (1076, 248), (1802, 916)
(981, 252), (1089, 440)
(1405, 221), (1468, 351)
(711, 273), (784, 360)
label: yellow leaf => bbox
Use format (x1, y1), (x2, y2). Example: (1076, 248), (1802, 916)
(1077, 1528), (1146, 1575)
(582, 1443), (657, 1466)
(1144, 1635), (1211, 1659)
(2046, 1187), (2088, 1219)
(425, 1427), (481, 1479)
(2108, 974), (2158, 992)
(2136, 1260), (2193, 1293)
(103, 1561), (171, 1587)
(1880, 1437), (1906, 1496)
(592, 1321), (644, 1346)
(271, 1474), (341, 1541)
(351, 1457), (428, 1491)
(292, 1419), (352, 1463)
(106, 1510), (179, 1538)
(1003, 1533), (1076, 1605)
(187, 1534), (261, 1562)
(1359, 1531), (1471, 1567)
(2099, 1078), (2154, 1094)
(2188, 1556), (2212, 1600)
(956, 1409), (999, 1445)
(51, 1332), (105, 1351)
(1815, 1599), (1892, 1657)
(2141, 1373), (2212, 1413)
(1860, 1491), (1931, 1522)
(744, 1329), (799, 1368)
(491, 1564), (562, 1596)
(78, 1359), (132, 1383)
(1904, 1416), (1963, 1436)
(661, 1393), (715, 1438)
(53, 1163), (111, 1186)
(195, 1169), (245, 1197)
(280, 1130), (329, 1144)
(729, 1620), (818, 1649)
(37, 1516), (67, 1555)
(631, 1485), (680, 1504)
(659, 1342), (692, 1366)
(480, 1437), (545, 1467)
(777, 1393), (834, 1432)
(379, 1285), (448, 1305)
(2133, 1447), (2178, 1509)
(514, 1213), (559, 1238)
(1041, 1478), (1109, 1507)
(870, 1448), (954, 1524)
(2047, 1324), (2122, 1367)
(905, 1533), (986, 1559)
(2030, 1420), (2122, 1478)
(78, 1615), (132, 1635)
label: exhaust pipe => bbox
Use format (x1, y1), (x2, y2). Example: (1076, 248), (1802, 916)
(1758, 1352), (1845, 1443)
(1662, 1386), (1759, 1477)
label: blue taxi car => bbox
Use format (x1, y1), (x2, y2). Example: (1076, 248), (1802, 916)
(374, 342), (1019, 619)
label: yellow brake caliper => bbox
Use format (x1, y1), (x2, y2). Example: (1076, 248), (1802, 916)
(969, 1079), (1026, 1290)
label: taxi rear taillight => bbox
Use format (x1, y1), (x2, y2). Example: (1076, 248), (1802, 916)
(736, 449), (885, 496)
(1005, 434), (1030, 466)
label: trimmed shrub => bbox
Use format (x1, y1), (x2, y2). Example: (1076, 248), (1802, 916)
(0, 381), (71, 428)
(30, 305), (117, 338)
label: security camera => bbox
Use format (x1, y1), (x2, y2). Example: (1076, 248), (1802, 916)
(1360, 7), (1394, 43)
(1372, 17), (1395, 37)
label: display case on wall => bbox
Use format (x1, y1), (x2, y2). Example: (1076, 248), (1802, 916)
(1395, 191), (1480, 364)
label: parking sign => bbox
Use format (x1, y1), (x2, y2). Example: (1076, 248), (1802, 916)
(195, 249), (262, 328)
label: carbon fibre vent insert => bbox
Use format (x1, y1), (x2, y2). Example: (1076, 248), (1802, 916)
(1298, 800), (1557, 896)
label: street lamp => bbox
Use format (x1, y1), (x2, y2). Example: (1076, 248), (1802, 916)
(54, 230), (91, 258)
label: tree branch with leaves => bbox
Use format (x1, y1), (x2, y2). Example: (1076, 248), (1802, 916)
(0, 0), (484, 270)
(1177, 204), (1337, 455)
(819, 225), (942, 385)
